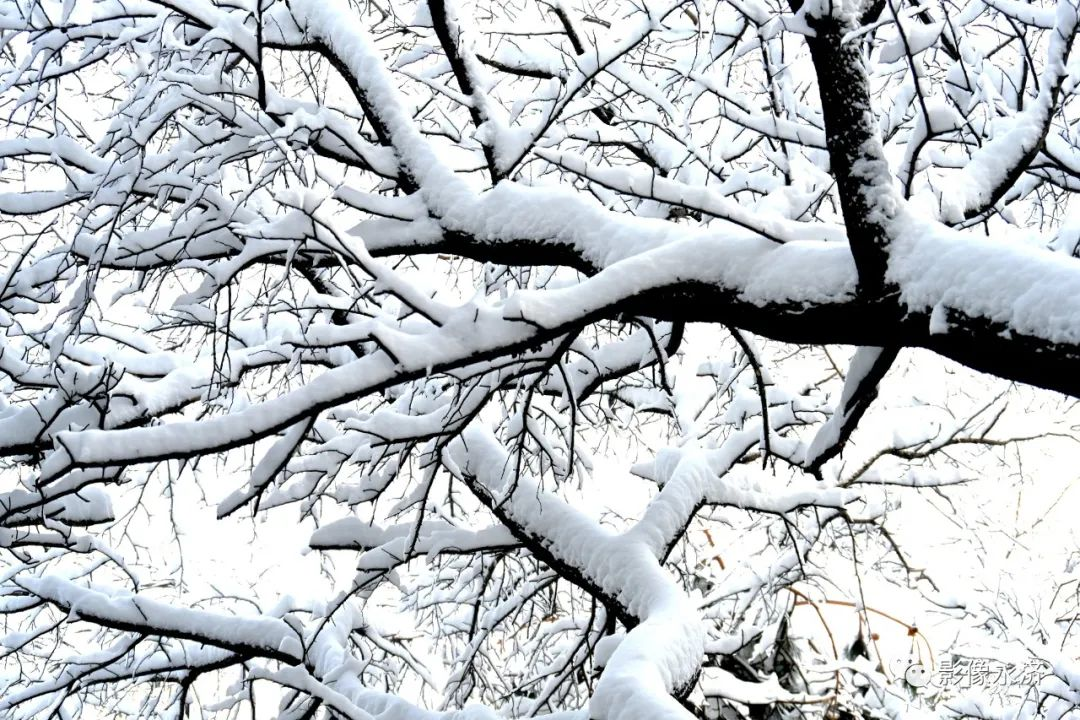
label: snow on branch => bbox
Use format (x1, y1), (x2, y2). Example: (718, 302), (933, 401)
(1, 0), (1080, 717)
(16, 577), (303, 665)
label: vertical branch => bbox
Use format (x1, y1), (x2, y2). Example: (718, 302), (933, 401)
(804, 9), (899, 294)
(428, 0), (502, 183)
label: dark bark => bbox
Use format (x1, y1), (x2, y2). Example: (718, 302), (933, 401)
(804, 14), (893, 294)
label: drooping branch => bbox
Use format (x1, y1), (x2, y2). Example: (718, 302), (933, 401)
(804, 346), (899, 474)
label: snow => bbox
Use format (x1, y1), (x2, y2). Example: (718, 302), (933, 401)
(45, 298), (536, 472)
(631, 442), (853, 559)
(700, 667), (824, 705)
(888, 208), (1080, 344)
(804, 346), (890, 466)
(217, 418), (312, 518)
(450, 424), (705, 719)
(538, 148), (841, 243)
(3, 0), (1080, 717)
(982, 0), (1058, 28)
(879, 20), (944, 64)
(928, 0), (1079, 223)
(502, 234), (856, 330)
(18, 576), (303, 663)
(309, 516), (518, 560)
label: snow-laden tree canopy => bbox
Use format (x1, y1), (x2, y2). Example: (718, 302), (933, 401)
(2, 0), (1080, 718)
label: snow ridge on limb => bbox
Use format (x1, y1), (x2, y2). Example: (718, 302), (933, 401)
(217, 416), (315, 518)
(12, 577), (303, 666)
(309, 517), (519, 558)
(926, 0), (1080, 223)
(450, 423), (706, 719)
(631, 436), (855, 563)
(42, 294), (555, 475)
(448, 422), (850, 719)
